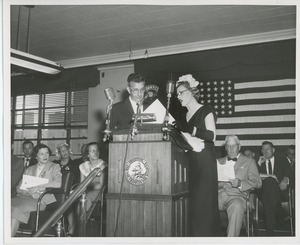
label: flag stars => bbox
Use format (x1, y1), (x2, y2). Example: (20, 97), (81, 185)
(206, 82), (211, 86)
(228, 104), (232, 108)
(214, 105), (218, 109)
(213, 81), (217, 85)
(221, 105), (225, 109)
(228, 86), (232, 90)
(221, 98), (225, 103)
(221, 81), (224, 85)
(207, 87), (211, 92)
(228, 92), (232, 97)
(207, 94), (211, 98)
(200, 100), (204, 104)
(228, 80), (232, 84)
(214, 87), (218, 91)
(220, 86), (225, 91)
(200, 82), (204, 86)
(207, 99), (211, 103)
(220, 93), (225, 97)
(221, 110), (225, 115)
(214, 99), (218, 103)
(228, 98), (232, 102)
(200, 88), (204, 92)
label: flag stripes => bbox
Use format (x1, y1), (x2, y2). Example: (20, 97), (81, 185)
(213, 78), (295, 147)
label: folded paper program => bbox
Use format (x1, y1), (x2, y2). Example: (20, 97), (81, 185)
(217, 160), (235, 182)
(20, 174), (49, 190)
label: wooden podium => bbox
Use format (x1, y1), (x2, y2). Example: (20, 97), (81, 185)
(106, 125), (189, 237)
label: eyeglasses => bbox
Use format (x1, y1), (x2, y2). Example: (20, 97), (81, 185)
(130, 87), (146, 94)
(177, 89), (189, 96)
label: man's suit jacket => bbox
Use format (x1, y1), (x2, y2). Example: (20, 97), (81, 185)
(110, 97), (151, 130)
(11, 156), (24, 197)
(23, 156), (37, 169)
(16, 161), (62, 205)
(258, 155), (292, 183)
(218, 154), (262, 199)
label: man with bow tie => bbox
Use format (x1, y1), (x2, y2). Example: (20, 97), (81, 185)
(218, 135), (262, 236)
(257, 141), (292, 235)
(22, 140), (36, 170)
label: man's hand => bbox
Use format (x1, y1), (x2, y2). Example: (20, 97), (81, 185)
(229, 178), (241, 188)
(279, 177), (289, 191)
(258, 156), (266, 166)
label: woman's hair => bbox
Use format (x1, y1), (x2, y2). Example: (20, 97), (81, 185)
(82, 142), (100, 161)
(55, 142), (72, 160)
(176, 81), (201, 101)
(32, 143), (52, 159)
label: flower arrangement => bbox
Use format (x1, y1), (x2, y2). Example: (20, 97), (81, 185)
(176, 74), (199, 88)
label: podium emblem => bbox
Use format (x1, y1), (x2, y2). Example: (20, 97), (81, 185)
(125, 157), (149, 185)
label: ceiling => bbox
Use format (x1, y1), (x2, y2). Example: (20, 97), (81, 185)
(10, 4), (296, 69)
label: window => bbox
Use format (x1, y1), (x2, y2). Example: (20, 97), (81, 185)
(11, 90), (88, 157)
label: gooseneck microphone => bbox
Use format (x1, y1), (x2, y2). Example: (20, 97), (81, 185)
(163, 80), (175, 140)
(103, 87), (115, 142)
(104, 87), (115, 101)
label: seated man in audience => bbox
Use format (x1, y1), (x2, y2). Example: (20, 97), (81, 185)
(11, 144), (24, 197)
(22, 140), (36, 170)
(218, 135), (262, 236)
(285, 145), (295, 184)
(257, 141), (292, 236)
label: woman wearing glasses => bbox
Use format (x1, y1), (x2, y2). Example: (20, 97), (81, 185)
(110, 73), (150, 130)
(174, 74), (220, 237)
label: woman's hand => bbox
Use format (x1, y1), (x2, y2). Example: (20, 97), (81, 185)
(27, 186), (40, 196)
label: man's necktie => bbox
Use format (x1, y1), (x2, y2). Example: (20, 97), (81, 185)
(24, 158), (29, 168)
(227, 157), (237, 162)
(268, 160), (272, 175)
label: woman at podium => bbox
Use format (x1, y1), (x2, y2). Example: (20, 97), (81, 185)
(174, 74), (220, 236)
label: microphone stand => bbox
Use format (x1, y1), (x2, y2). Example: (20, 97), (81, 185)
(131, 102), (141, 140)
(103, 99), (113, 142)
(162, 92), (172, 140)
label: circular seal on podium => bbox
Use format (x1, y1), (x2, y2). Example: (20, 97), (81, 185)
(125, 157), (149, 185)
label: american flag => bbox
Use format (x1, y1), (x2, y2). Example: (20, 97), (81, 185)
(198, 78), (296, 147)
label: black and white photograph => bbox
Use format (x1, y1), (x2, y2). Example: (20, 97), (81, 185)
(2, 0), (299, 244)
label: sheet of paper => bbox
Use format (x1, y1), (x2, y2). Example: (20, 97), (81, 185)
(181, 132), (205, 152)
(217, 160), (235, 182)
(20, 174), (49, 190)
(143, 99), (175, 124)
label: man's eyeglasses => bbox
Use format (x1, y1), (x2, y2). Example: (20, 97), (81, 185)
(177, 89), (189, 96)
(130, 87), (146, 94)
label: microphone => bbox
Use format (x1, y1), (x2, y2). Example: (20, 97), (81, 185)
(166, 80), (175, 97)
(104, 87), (115, 101)
(103, 87), (115, 142)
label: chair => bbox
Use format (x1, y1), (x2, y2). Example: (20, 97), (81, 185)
(254, 186), (294, 236)
(219, 191), (256, 237)
(18, 171), (74, 237)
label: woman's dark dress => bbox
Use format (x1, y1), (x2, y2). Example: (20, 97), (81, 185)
(184, 105), (220, 236)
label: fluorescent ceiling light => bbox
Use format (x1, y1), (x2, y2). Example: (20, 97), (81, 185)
(11, 48), (63, 74)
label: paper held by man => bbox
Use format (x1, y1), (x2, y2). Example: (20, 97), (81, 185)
(259, 173), (279, 182)
(20, 174), (49, 190)
(217, 160), (235, 182)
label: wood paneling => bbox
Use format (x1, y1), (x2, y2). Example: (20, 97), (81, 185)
(106, 129), (189, 236)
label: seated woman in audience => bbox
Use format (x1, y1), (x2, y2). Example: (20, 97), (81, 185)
(53, 143), (80, 236)
(79, 142), (107, 211)
(11, 143), (62, 237)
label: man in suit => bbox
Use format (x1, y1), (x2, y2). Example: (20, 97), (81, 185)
(285, 145), (295, 182)
(22, 140), (36, 169)
(218, 135), (262, 236)
(257, 141), (292, 235)
(110, 73), (149, 130)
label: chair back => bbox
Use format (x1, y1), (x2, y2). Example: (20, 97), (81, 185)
(47, 170), (74, 210)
